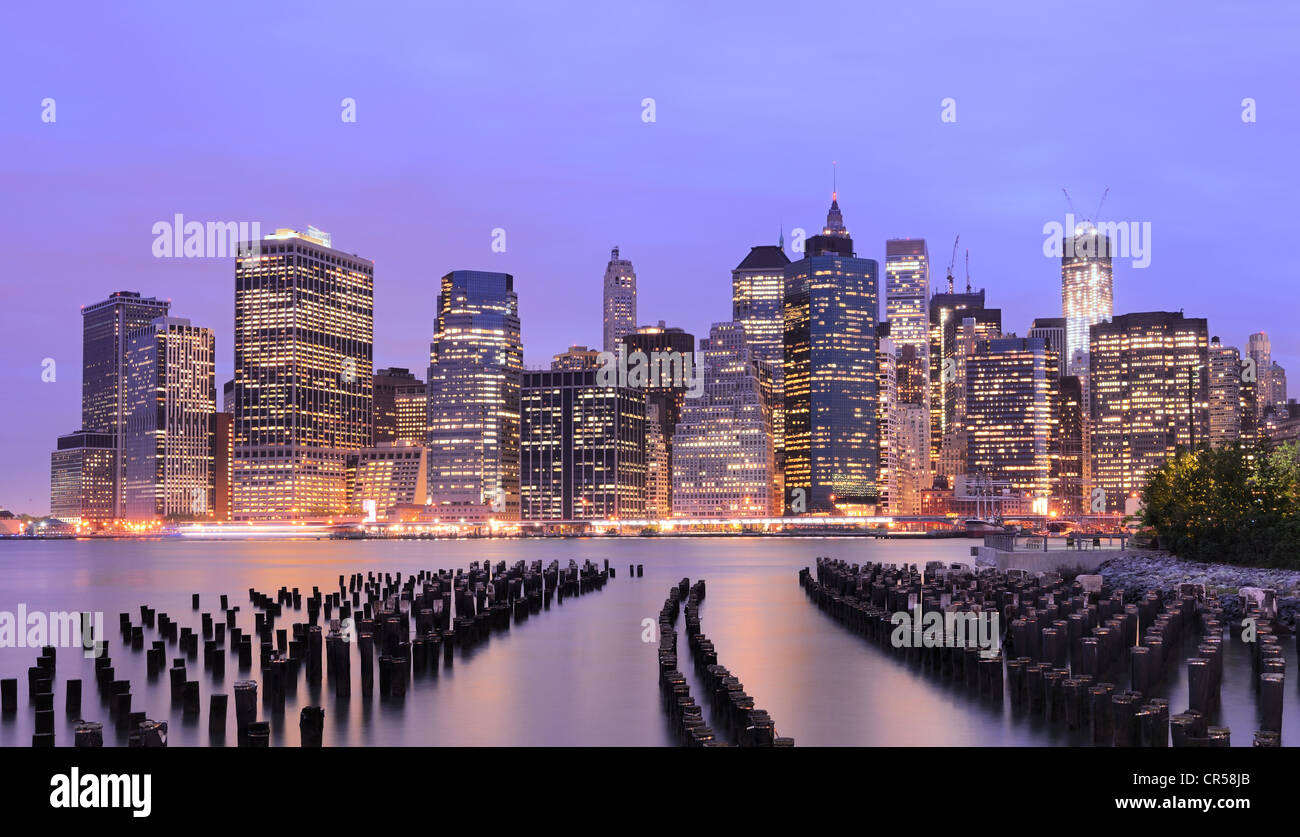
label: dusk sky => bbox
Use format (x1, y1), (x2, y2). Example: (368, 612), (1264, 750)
(2, 1), (1296, 513)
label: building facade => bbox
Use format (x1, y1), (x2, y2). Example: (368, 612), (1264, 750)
(1089, 311), (1209, 512)
(233, 227), (374, 519)
(672, 321), (777, 518)
(374, 368), (427, 444)
(427, 270), (522, 520)
(884, 238), (930, 354)
(964, 337), (1057, 506)
(732, 244), (790, 471)
(1208, 338), (1243, 447)
(1061, 222), (1114, 368)
(122, 317), (217, 520)
(783, 193), (879, 514)
(78, 291), (171, 517)
(50, 431), (116, 524)
(602, 247), (637, 354)
(351, 441), (430, 515)
(520, 365), (646, 521)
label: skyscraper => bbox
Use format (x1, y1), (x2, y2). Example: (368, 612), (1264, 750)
(884, 238), (930, 353)
(1054, 375), (1085, 516)
(1266, 361), (1288, 415)
(520, 354), (645, 521)
(875, 331), (900, 514)
(1061, 223), (1114, 367)
(1208, 337), (1243, 446)
(964, 337), (1057, 506)
(783, 192), (880, 514)
(620, 322), (696, 509)
(427, 270), (522, 521)
(50, 431), (115, 524)
(233, 227), (374, 519)
(672, 321), (776, 518)
(732, 244), (790, 470)
(122, 317), (216, 520)
(928, 289), (994, 469)
(78, 290), (171, 517)
(602, 247), (636, 353)
(893, 404), (929, 515)
(644, 400), (671, 520)
(1090, 311), (1209, 512)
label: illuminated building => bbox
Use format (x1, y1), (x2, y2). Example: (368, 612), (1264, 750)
(551, 345), (601, 371)
(79, 290), (171, 517)
(672, 321), (776, 517)
(233, 227), (374, 519)
(885, 238), (930, 354)
(602, 246), (637, 353)
(395, 384), (428, 446)
(964, 337), (1056, 504)
(520, 359), (645, 521)
(374, 368), (427, 444)
(1266, 362), (1288, 416)
(1089, 311), (1209, 512)
(732, 244), (790, 465)
(894, 404), (929, 515)
(876, 332), (899, 513)
(50, 431), (116, 524)
(1208, 338), (1242, 446)
(896, 343), (928, 406)
(351, 441), (430, 514)
(644, 400), (671, 519)
(1061, 222), (1113, 366)
(122, 317), (216, 520)
(1247, 332), (1272, 423)
(621, 322), (696, 507)
(1054, 375), (1085, 516)
(928, 290), (994, 467)
(427, 270), (522, 520)
(1028, 317), (1068, 378)
(783, 192), (879, 514)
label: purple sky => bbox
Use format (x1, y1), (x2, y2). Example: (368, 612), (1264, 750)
(2, 1), (1297, 514)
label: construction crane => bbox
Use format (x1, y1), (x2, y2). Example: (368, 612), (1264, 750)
(1093, 187), (1110, 221)
(951, 235), (961, 293)
(965, 248), (972, 294)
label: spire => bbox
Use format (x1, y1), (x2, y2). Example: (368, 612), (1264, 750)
(823, 160), (846, 234)
(778, 225), (784, 251)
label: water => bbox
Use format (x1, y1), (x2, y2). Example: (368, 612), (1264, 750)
(0, 537), (1293, 746)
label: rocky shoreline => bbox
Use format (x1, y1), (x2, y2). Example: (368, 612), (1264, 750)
(1096, 552), (1300, 632)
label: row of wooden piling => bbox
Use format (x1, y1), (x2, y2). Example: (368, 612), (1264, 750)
(655, 578), (792, 747)
(801, 558), (1287, 746)
(682, 579), (792, 747)
(656, 580), (722, 746)
(4, 557), (616, 746)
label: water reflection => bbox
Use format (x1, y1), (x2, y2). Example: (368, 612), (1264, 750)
(0, 538), (1292, 746)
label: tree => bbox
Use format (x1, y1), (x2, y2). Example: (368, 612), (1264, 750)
(1141, 441), (1300, 568)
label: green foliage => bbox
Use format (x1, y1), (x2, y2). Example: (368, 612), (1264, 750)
(1141, 441), (1300, 568)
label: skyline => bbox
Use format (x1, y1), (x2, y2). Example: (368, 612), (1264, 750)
(3, 1), (1299, 511)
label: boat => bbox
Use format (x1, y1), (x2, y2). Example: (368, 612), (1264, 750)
(963, 517), (1010, 535)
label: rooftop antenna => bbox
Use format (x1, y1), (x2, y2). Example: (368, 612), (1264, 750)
(965, 248), (972, 294)
(832, 160), (838, 199)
